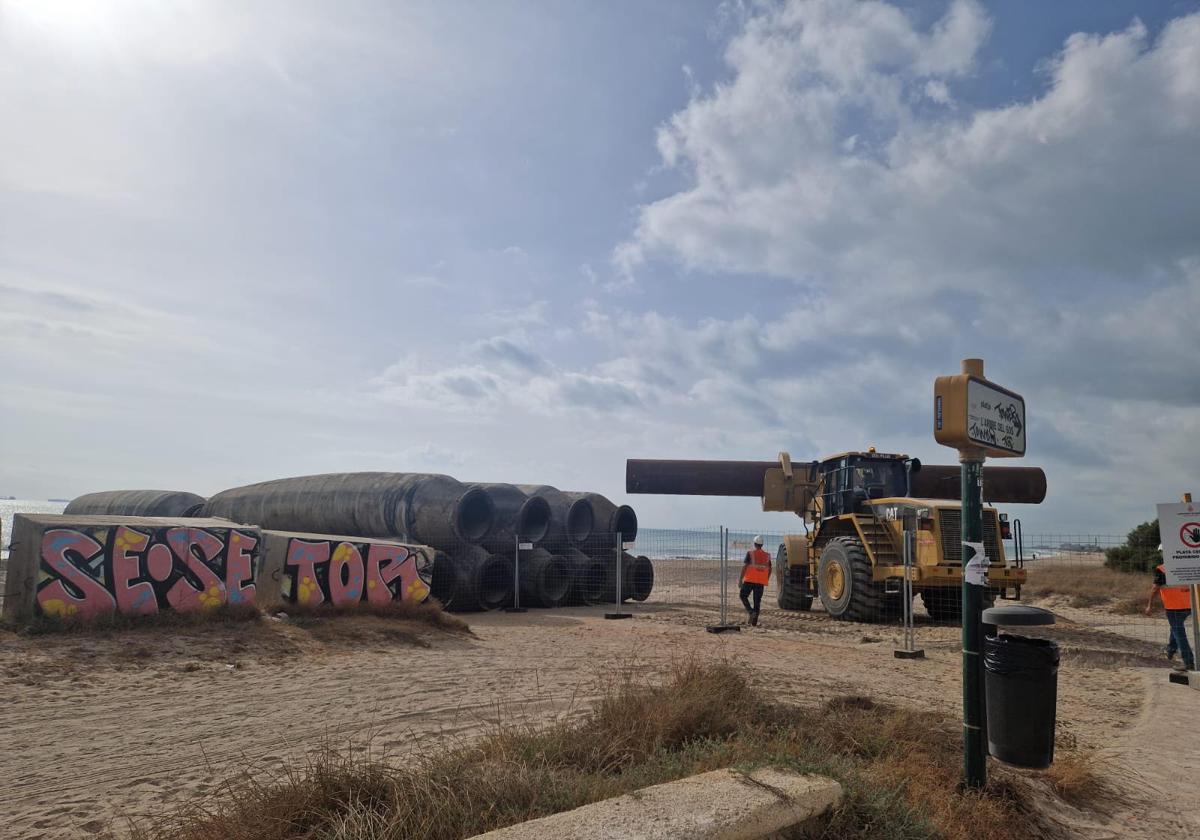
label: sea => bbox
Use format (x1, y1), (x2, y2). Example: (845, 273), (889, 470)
(1, 499), (69, 556)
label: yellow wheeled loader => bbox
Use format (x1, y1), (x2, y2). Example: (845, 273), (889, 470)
(626, 451), (1046, 622)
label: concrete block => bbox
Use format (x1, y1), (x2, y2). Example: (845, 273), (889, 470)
(259, 530), (434, 610)
(465, 766), (842, 840)
(2, 514), (262, 623)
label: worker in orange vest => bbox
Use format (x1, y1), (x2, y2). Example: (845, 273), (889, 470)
(739, 535), (771, 627)
(1146, 560), (1194, 672)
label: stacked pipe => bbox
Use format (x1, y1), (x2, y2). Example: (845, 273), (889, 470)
(182, 473), (653, 612)
(65, 490), (207, 518)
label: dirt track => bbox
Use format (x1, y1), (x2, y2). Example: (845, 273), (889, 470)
(0, 603), (1195, 840)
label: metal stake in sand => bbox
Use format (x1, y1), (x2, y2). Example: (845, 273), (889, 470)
(505, 536), (529, 613)
(605, 532), (632, 619)
(707, 526), (741, 633)
(935, 358), (1028, 790)
(895, 512), (924, 660)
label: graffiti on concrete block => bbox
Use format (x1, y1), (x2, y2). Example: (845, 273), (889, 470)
(37, 526), (259, 621)
(280, 539), (432, 607)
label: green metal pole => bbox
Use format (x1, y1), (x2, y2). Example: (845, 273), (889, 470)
(961, 454), (987, 789)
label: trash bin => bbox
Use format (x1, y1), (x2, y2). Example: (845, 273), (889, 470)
(983, 633), (1060, 769)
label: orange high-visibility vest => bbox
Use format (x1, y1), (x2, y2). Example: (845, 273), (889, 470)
(1157, 565), (1192, 610)
(744, 548), (771, 585)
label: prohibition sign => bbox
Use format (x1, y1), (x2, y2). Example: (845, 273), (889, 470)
(1181, 522), (1200, 549)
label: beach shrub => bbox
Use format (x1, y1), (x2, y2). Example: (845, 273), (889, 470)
(1103, 520), (1160, 573)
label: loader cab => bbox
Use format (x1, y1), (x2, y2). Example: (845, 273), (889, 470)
(818, 452), (916, 519)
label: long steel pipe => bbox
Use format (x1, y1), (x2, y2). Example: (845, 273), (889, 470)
(625, 459), (1046, 504)
(65, 490), (207, 518)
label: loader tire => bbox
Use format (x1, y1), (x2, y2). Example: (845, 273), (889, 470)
(817, 537), (881, 622)
(921, 588), (995, 623)
(776, 543), (812, 611)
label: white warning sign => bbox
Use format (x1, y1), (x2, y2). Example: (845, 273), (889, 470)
(1158, 501), (1200, 586)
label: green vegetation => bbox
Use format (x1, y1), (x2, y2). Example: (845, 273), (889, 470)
(1103, 520), (1161, 573)
(122, 662), (1113, 840)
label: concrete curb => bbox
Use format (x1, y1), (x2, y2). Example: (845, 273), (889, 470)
(465, 766), (842, 840)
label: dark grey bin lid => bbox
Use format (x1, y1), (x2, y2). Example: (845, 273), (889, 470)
(982, 605), (1056, 626)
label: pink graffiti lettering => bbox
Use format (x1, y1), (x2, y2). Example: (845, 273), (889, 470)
(165, 528), (227, 612)
(366, 544), (413, 605)
(225, 531), (257, 606)
(36, 529), (117, 621)
(112, 527), (157, 616)
(282, 538), (428, 607)
(146, 543), (174, 582)
(284, 540), (331, 607)
(328, 542), (365, 607)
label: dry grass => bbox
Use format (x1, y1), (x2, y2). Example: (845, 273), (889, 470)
(1025, 565), (1153, 614)
(6, 602), (264, 636)
(121, 662), (1117, 840)
(281, 599), (471, 636)
(3, 597), (468, 638)
(1040, 751), (1126, 812)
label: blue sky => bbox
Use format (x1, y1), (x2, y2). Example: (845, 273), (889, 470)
(2, 0), (1199, 536)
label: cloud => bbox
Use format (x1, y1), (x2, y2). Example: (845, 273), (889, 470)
(473, 335), (548, 373)
(619, 4), (1200, 293)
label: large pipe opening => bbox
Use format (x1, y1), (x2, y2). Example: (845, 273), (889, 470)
(566, 500), (595, 544)
(627, 555), (654, 602)
(517, 496), (552, 544)
(579, 558), (606, 603)
(613, 505), (638, 542)
(540, 556), (572, 606)
(429, 551), (458, 607)
(478, 556), (513, 610)
(456, 488), (495, 543)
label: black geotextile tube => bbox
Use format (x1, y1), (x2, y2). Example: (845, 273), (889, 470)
(65, 490), (207, 518)
(517, 485), (595, 545)
(625, 554), (655, 602)
(445, 545), (513, 612)
(518, 548), (573, 608)
(563, 491), (638, 542)
(474, 483), (553, 553)
(559, 547), (606, 605)
(429, 550), (459, 609)
(202, 473), (495, 550)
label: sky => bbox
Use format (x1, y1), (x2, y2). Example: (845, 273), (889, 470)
(2, 0), (1198, 537)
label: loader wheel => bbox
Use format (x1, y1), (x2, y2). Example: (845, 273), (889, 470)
(921, 588), (961, 622)
(921, 588), (996, 623)
(776, 543), (812, 611)
(817, 537), (880, 622)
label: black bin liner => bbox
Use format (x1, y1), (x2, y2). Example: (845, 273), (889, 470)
(984, 634), (1060, 769)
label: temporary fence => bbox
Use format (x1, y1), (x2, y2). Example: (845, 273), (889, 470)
(611, 527), (1189, 656)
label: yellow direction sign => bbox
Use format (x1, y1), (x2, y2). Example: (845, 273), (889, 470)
(934, 362), (1026, 457)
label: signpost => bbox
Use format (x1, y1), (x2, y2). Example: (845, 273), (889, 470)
(1158, 493), (1200, 687)
(934, 358), (1027, 790)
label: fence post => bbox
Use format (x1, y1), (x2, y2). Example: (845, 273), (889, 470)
(895, 513), (925, 659)
(604, 532), (632, 620)
(707, 526), (740, 633)
(505, 535), (527, 613)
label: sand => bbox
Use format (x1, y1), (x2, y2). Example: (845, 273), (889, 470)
(0, 602), (1195, 840)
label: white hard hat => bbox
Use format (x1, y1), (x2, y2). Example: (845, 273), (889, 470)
(753, 535), (764, 545)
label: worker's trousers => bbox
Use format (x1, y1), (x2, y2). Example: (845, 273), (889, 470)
(739, 582), (764, 614)
(1166, 609), (1195, 668)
